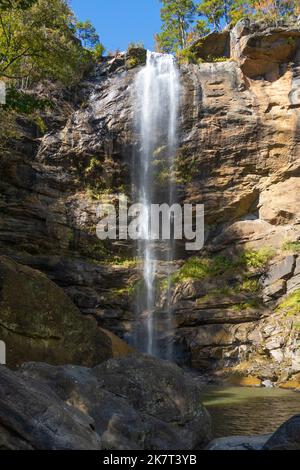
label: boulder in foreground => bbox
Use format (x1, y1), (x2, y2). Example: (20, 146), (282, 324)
(0, 353), (212, 450)
(264, 414), (300, 450)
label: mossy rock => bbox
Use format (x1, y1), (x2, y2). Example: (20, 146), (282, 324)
(126, 47), (147, 69)
(0, 256), (132, 368)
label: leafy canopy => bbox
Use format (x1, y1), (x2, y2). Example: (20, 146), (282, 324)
(0, 0), (104, 85)
(0, 0), (38, 10)
(156, 0), (197, 53)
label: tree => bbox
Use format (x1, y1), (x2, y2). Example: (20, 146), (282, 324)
(194, 18), (210, 36)
(197, 0), (235, 30)
(0, 0), (37, 10)
(253, 0), (297, 23)
(228, 0), (252, 24)
(229, 0), (298, 25)
(0, 0), (102, 85)
(156, 0), (197, 53)
(75, 20), (100, 49)
(75, 20), (105, 57)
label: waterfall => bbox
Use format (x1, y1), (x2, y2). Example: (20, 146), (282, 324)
(133, 51), (180, 357)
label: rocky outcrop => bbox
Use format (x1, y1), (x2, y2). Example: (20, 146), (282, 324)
(190, 30), (231, 60)
(169, 252), (300, 384)
(0, 354), (212, 450)
(0, 60), (138, 343)
(0, 256), (132, 368)
(231, 19), (300, 80)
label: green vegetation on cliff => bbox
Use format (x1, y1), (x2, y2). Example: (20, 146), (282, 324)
(277, 288), (300, 317)
(171, 248), (274, 284)
(156, 0), (300, 54)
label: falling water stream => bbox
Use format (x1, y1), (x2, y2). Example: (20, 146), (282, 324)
(134, 51), (180, 357)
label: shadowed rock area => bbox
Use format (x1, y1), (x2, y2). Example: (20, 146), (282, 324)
(0, 256), (132, 368)
(0, 354), (212, 450)
(264, 414), (300, 450)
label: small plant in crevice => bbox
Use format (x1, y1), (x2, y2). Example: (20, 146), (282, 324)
(112, 279), (142, 298)
(106, 257), (141, 269)
(282, 240), (300, 253)
(206, 55), (229, 63)
(232, 299), (261, 312)
(277, 289), (300, 317)
(238, 247), (275, 270)
(239, 278), (261, 294)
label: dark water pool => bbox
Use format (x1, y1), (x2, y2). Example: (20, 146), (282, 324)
(200, 386), (300, 438)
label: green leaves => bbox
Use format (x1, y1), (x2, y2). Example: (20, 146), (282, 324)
(197, 0), (228, 30)
(157, 0), (197, 53)
(0, 0), (37, 10)
(76, 20), (100, 49)
(0, 0), (104, 85)
(4, 86), (52, 113)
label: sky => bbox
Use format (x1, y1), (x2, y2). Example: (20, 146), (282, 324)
(70, 0), (162, 53)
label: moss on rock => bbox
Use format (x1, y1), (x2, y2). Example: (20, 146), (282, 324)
(0, 256), (132, 368)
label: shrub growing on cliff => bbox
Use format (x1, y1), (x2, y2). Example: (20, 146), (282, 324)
(277, 289), (300, 317)
(238, 247), (275, 269)
(172, 255), (234, 283)
(282, 240), (300, 253)
(169, 247), (274, 286)
(176, 47), (201, 64)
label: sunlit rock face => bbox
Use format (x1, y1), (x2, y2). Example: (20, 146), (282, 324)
(0, 19), (300, 383)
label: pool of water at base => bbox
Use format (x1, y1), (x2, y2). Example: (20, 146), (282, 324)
(200, 386), (300, 438)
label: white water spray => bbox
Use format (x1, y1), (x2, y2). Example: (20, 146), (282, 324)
(134, 51), (180, 356)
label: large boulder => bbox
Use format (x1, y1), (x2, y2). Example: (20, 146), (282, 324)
(264, 414), (300, 450)
(0, 354), (212, 450)
(0, 256), (132, 368)
(0, 366), (100, 450)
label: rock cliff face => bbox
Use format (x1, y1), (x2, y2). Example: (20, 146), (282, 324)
(0, 20), (299, 385)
